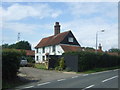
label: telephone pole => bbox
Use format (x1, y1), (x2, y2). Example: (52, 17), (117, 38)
(17, 32), (20, 42)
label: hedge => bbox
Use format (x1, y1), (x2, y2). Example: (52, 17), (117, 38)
(2, 49), (25, 81)
(64, 51), (120, 72)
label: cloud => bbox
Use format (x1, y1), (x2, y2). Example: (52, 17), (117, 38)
(61, 17), (118, 50)
(1, 3), (62, 21)
(1, 2), (118, 51)
(67, 2), (117, 19)
(3, 22), (37, 34)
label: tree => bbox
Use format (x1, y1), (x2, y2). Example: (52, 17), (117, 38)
(14, 41), (31, 50)
(2, 44), (9, 49)
(2, 41), (32, 50)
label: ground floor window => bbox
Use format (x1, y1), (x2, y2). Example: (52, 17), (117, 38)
(36, 56), (39, 61)
(43, 56), (45, 61)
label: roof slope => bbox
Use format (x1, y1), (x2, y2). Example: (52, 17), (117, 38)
(60, 44), (81, 52)
(35, 31), (70, 48)
(17, 49), (35, 56)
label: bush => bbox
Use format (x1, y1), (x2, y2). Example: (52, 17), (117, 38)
(64, 51), (120, 72)
(65, 67), (72, 72)
(26, 57), (35, 63)
(59, 57), (65, 71)
(2, 49), (23, 81)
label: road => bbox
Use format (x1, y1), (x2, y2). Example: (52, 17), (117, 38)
(18, 69), (119, 89)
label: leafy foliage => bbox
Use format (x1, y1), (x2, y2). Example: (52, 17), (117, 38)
(59, 57), (65, 70)
(2, 49), (24, 81)
(26, 56), (35, 63)
(2, 41), (31, 50)
(64, 51), (120, 72)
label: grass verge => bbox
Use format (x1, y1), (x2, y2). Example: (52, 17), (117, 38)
(77, 66), (120, 74)
(34, 63), (47, 70)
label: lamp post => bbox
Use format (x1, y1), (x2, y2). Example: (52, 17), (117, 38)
(96, 30), (105, 53)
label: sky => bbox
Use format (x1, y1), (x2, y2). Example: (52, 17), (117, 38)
(1, 2), (118, 51)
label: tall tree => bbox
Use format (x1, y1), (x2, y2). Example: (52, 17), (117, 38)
(14, 41), (31, 50)
(2, 44), (9, 49)
(2, 41), (32, 50)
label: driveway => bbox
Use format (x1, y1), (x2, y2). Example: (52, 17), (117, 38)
(17, 67), (80, 89)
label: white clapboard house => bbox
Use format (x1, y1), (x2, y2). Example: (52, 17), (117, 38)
(35, 22), (81, 63)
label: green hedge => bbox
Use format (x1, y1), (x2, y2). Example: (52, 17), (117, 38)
(2, 49), (24, 81)
(64, 51), (120, 72)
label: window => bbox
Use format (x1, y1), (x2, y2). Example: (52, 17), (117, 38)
(68, 37), (73, 42)
(52, 45), (55, 52)
(36, 48), (38, 53)
(36, 56), (39, 61)
(43, 56), (45, 61)
(42, 47), (45, 53)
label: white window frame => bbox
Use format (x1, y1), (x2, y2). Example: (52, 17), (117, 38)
(68, 37), (73, 42)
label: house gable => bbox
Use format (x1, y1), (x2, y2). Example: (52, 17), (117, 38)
(60, 31), (80, 46)
(35, 31), (69, 48)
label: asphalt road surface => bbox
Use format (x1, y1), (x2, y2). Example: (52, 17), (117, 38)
(18, 69), (119, 89)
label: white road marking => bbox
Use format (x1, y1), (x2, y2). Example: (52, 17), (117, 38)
(72, 76), (78, 78)
(24, 85), (34, 88)
(57, 79), (66, 81)
(82, 84), (95, 90)
(37, 82), (51, 86)
(83, 74), (88, 76)
(102, 76), (118, 82)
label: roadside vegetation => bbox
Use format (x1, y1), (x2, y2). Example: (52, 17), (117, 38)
(2, 49), (26, 89)
(64, 51), (120, 72)
(2, 41), (31, 50)
(45, 51), (120, 73)
(34, 63), (47, 70)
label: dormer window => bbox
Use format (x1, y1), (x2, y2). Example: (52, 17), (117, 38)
(68, 37), (73, 42)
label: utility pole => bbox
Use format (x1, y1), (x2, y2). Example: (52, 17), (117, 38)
(17, 32), (20, 42)
(96, 30), (105, 53)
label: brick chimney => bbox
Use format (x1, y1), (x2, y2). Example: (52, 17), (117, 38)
(54, 22), (60, 35)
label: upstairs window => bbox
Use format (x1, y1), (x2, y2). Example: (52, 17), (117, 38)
(52, 45), (55, 52)
(42, 47), (45, 53)
(36, 48), (38, 53)
(68, 37), (73, 42)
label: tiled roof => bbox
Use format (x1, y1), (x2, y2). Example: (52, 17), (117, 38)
(17, 49), (35, 56)
(60, 44), (81, 52)
(25, 50), (35, 56)
(35, 31), (70, 48)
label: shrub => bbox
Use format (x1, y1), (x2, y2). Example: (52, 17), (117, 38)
(65, 67), (72, 72)
(55, 66), (60, 71)
(59, 57), (65, 71)
(64, 51), (120, 72)
(26, 57), (35, 63)
(2, 49), (23, 81)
